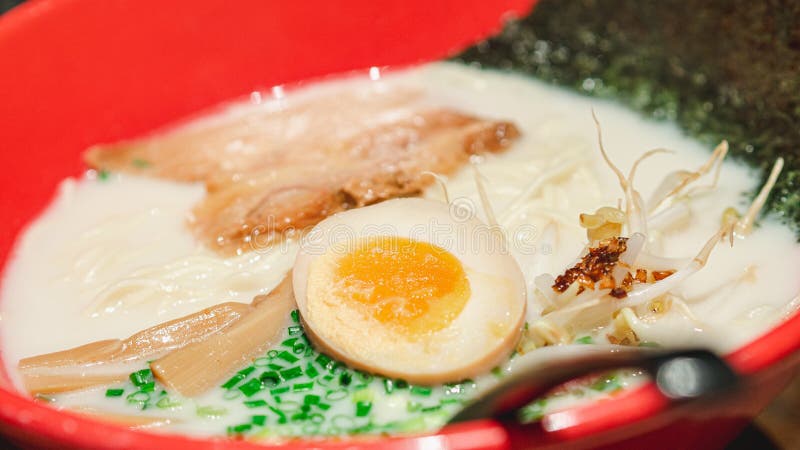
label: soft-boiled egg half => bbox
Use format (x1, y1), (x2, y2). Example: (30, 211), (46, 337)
(293, 198), (527, 384)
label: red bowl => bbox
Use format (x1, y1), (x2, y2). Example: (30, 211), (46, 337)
(1, 1), (798, 449)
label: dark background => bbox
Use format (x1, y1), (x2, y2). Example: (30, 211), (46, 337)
(0, 1), (792, 449)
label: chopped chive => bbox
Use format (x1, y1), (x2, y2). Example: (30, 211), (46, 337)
(238, 366), (256, 376)
(278, 350), (297, 364)
(317, 402), (331, 411)
(339, 372), (352, 386)
(280, 366), (303, 380)
(421, 404), (442, 413)
(290, 412), (308, 422)
(156, 396), (181, 409)
(221, 374), (245, 389)
(303, 394), (321, 405)
(443, 383), (464, 396)
(590, 373), (622, 392)
(518, 398), (547, 423)
(105, 388), (124, 397)
(410, 386), (432, 396)
(293, 382), (314, 392)
(383, 379), (394, 394)
(315, 354), (333, 371)
(305, 363), (319, 379)
(292, 342), (306, 354)
(325, 389), (348, 401)
(238, 378), (264, 397)
(259, 371), (281, 387)
(270, 386), (290, 395)
(126, 391), (150, 406)
(129, 369), (153, 387)
(355, 401), (372, 417)
(251, 415), (267, 426)
(288, 325), (303, 335)
(131, 158), (151, 168)
(290, 309), (300, 323)
(227, 423), (252, 435)
(278, 350), (298, 364)
(253, 357), (270, 367)
(575, 336), (594, 344)
(406, 401), (422, 412)
(196, 405), (227, 418)
(243, 399), (268, 408)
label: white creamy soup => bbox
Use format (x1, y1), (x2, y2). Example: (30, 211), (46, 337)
(2, 63), (798, 438)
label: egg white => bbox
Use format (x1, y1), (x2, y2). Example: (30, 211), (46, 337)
(293, 198), (527, 384)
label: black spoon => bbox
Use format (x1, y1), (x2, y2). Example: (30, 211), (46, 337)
(449, 345), (739, 423)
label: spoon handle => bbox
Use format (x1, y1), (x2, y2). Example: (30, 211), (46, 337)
(449, 347), (739, 423)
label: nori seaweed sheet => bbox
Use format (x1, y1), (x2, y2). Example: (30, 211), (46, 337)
(455, 0), (800, 233)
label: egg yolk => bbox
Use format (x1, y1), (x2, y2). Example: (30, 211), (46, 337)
(333, 236), (471, 336)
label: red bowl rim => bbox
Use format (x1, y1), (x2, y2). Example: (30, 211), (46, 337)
(1, 0), (799, 448)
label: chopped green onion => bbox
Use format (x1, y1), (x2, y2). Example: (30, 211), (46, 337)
(305, 363), (319, 379)
(406, 401), (422, 412)
(443, 383), (464, 396)
(575, 336), (594, 344)
(383, 379), (394, 394)
(97, 170), (110, 181)
(126, 391), (150, 407)
(290, 310), (300, 323)
(315, 354), (333, 371)
(352, 388), (373, 403)
(421, 404), (442, 413)
(590, 373), (622, 392)
(267, 350), (279, 359)
(491, 366), (504, 378)
(317, 374), (335, 387)
(410, 386), (432, 396)
(196, 405), (227, 418)
(253, 357), (271, 367)
(292, 342), (306, 354)
(105, 388), (124, 397)
(280, 366), (303, 380)
(259, 371), (281, 387)
(223, 389), (242, 400)
(339, 371), (353, 386)
(238, 378), (264, 397)
(639, 341), (660, 348)
(293, 382), (314, 392)
(243, 399), (268, 408)
(290, 412), (308, 422)
(267, 363), (284, 371)
(222, 374), (244, 389)
(518, 398), (547, 423)
(317, 402), (331, 411)
(394, 379), (409, 389)
(227, 423), (252, 435)
(251, 415), (267, 426)
(270, 386), (290, 395)
(308, 413), (325, 424)
(156, 396), (181, 409)
(281, 338), (298, 348)
(355, 401), (372, 417)
(288, 325), (303, 335)
(129, 369), (153, 387)
(325, 389), (348, 401)
(277, 351), (299, 363)
(304, 394), (321, 405)
(138, 382), (156, 393)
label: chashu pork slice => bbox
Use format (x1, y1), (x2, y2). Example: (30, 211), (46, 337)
(86, 88), (520, 254)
